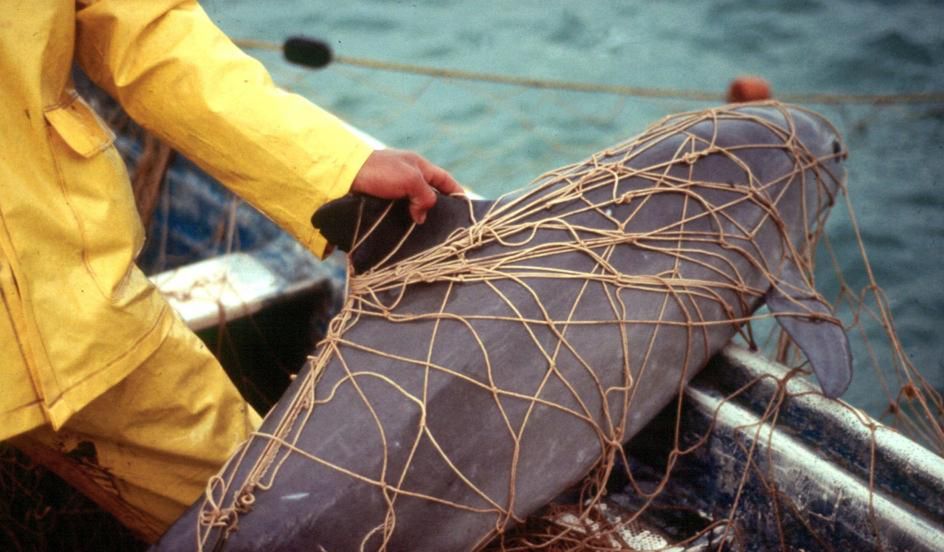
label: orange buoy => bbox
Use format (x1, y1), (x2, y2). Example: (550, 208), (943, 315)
(727, 76), (772, 103)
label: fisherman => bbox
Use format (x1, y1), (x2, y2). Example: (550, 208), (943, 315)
(0, 0), (460, 541)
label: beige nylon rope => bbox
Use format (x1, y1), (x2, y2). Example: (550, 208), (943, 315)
(234, 38), (944, 106)
(193, 102), (939, 550)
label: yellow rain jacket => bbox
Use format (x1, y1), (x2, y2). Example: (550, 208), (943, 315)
(0, 0), (372, 441)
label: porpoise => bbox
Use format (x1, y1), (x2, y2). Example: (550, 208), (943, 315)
(154, 102), (851, 551)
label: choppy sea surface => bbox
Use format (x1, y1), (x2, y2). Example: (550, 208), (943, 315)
(204, 0), (943, 421)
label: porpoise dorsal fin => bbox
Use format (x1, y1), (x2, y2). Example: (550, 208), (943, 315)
(311, 193), (410, 261)
(312, 193), (492, 274)
(765, 261), (853, 398)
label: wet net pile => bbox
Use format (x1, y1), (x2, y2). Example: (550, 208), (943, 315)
(178, 102), (939, 551)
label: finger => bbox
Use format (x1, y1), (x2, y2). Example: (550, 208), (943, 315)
(418, 158), (464, 196)
(407, 177), (437, 224)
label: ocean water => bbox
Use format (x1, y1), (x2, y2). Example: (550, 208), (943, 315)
(204, 0), (943, 421)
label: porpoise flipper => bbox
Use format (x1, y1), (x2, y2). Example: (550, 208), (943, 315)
(766, 262), (853, 398)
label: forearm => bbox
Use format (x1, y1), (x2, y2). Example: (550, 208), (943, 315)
(75, 0), (372, 256)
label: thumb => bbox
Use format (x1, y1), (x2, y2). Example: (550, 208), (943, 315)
(407, 178), (437, 224)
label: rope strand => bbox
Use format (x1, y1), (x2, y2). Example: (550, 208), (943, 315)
(234, 38), (944, 106)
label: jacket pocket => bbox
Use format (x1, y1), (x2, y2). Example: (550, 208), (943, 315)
(44, 92), (116, 158)
(44, 91), (146, 302)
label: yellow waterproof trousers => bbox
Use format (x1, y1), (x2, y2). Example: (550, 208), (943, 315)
(11, 315), (261, 543)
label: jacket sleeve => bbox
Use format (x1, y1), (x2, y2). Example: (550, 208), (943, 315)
(74, 0), (373, 257)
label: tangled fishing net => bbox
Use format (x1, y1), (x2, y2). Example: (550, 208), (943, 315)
(174, 102), (944, 551)
(3, 91), (941, 550)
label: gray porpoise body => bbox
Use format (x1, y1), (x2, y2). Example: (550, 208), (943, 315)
(154, 104), (849, 551)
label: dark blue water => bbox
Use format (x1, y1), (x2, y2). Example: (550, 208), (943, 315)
(206, 0), (944, 420)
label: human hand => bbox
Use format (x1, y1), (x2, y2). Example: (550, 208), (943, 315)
(350, 149), (463, 224)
